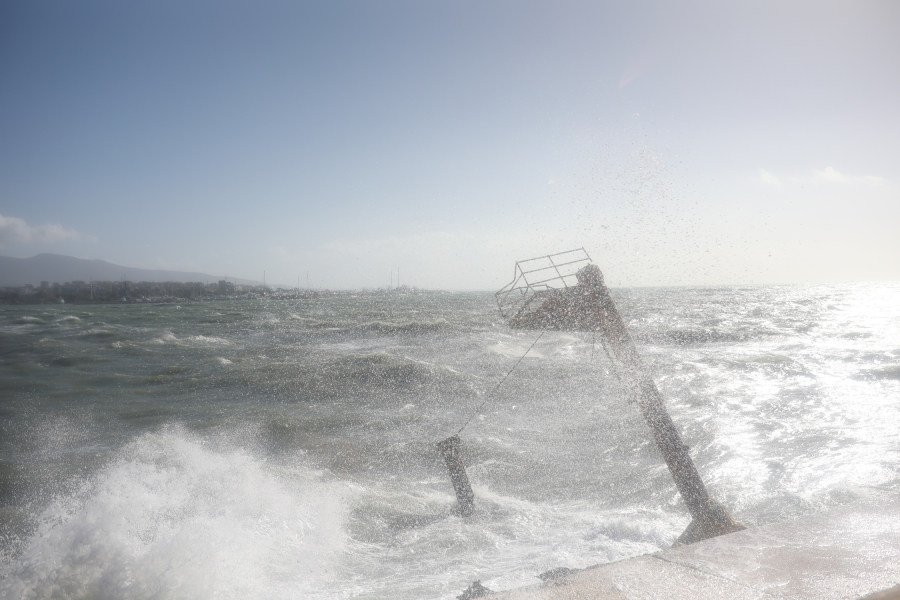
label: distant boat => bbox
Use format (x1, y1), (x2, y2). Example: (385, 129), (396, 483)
(57, 297), (65, 304)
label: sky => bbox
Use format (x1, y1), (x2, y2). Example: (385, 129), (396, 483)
(1, 0), (898, 290)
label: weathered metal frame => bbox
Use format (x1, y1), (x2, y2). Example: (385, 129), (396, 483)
(495, 248), (593, 321)
(496, 250), (745, 545)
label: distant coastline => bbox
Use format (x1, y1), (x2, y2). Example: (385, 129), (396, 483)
(0, 253), (260, 288)
(0, 253), (448, 304)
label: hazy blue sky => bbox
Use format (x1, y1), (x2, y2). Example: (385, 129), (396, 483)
(1, 0), (898, 289)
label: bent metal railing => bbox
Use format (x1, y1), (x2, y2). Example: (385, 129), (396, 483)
(495, 248), (593, 322)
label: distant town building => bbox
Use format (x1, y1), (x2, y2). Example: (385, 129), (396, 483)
(218, 280), (227, 294)
(40, 281), (49, 288)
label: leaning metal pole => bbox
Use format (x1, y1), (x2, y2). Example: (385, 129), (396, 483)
(507, 263), (745, 544)
(587, 267), (744, 543)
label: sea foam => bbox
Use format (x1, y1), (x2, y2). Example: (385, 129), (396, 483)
(1, 426), (345, 600)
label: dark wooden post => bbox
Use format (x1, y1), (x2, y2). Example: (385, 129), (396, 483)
(438, 435), (475, 517)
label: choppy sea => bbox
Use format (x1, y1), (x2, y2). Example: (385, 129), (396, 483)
(1, 282), (899, 599)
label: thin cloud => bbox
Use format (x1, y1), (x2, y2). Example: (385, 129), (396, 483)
(810, 167), (848, 184)
(759, 168), (886, 188)
(0, 213), (95, 248)
(759, 169), (781, 185)
(809, 167), (884, 187)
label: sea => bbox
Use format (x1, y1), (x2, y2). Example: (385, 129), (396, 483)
(1, 282), (899, 599)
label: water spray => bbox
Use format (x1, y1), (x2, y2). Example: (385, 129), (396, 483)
(496, 248), (745, 545)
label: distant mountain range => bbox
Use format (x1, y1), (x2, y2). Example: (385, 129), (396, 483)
(0, 254), (260, 287)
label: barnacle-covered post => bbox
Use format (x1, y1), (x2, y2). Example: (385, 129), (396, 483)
(497, 249), (744, 544)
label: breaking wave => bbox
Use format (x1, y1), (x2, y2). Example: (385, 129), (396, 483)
(0, 427), (345, 600)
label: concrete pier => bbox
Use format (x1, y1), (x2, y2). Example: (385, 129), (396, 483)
(490, 492), (900, 600)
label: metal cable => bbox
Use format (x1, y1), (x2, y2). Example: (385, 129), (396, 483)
(456, 331), (544, 435)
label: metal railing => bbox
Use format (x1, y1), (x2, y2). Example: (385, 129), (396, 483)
(495, 248), (593, 321)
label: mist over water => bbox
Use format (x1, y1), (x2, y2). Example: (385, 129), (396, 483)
(1, 284), (899, 599)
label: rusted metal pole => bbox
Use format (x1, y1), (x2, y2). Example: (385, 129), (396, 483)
(438, 435), (475, 517)
(507, 264), (744, 544)
(579, 266), (744, 543)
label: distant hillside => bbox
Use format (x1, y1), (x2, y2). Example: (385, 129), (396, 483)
(0, 254), (260, 287)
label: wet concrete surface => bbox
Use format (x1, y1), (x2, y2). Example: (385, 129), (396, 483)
(491, 491), (900, 600)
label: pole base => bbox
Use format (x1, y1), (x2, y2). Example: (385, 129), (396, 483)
(673, 498), (746, 546)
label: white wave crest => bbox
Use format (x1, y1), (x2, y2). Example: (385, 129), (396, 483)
(0, 427), (346, 600)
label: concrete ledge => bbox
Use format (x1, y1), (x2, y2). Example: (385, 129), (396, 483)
(490, 493), (900, 600)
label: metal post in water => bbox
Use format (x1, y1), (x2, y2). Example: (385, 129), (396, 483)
(499, 255), (745, 544)
(574, 266), (744, 543)
(438, 435), (475, 517)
